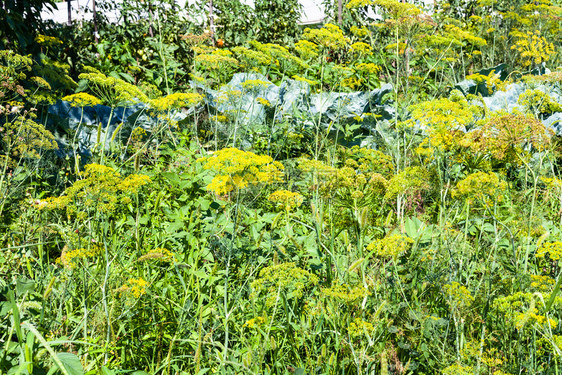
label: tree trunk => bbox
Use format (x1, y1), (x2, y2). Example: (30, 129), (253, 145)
(93, 0), (98, 43)
(209, 0), (215, 45)
(337, 0), (342, 25)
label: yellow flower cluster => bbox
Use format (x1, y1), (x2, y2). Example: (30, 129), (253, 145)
(466, 70), (505, 95)
(453, 172), (507, 207)
(292, 75), (318, 86)
(366, 234), (414, 259)
(350, 42), (372, 55)
(198, 148), (284, 195)
(249, 41), (310, 71)
(442, 363), (475, 375)
(464, 114), (551, 163)
(350, 26), (370, 38)
(118, 278), (148, 298)
(344, 146), (394, 176)
(59, 244), (102, 269)
(149, 92), (203, 111)
(536, 241), (562, 261)
(514, 308), (557, 330)
(511, 31), (555, 68)
(385, 167), (427, 200)
(355, 63), (381, 75)
(42, 164), (151, 215)
(78, 71), (148, 106)
(210, 114), (228, 122)
(530, 275), (555, 292)
(409, 97), (478, 153)
(268, 190), (304, 211)
(444, 25), (487, 47)
(443, 282), (474, 310)
(322, 284), (370, 303)
(2, 118), (58, 162)
(240, 79), (270, 91)
(518, 89), (562, 115)
(303, 24), (350, 50)
(347, 318), (375, 338)
(294, 40), (319, 59)
(31, 76), (51, 90)
(138, 248), (176, 263)
(232, 46), (274, 67)
(250, 262), (319, 307)
(62, 92), (102, 107)
(195, 49), (239, 70)
(35, 34), (62, 46)
(494, 291), (557, 330)
(356, 0), (421, 19)
(243, 316), (267, 329)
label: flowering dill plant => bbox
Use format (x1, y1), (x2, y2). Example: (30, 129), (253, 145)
(59, 244), (103, 269)
(443, 282), (474, 310)
(303, 24), (350, 51)
(347, 318), (375, 338)
(321, 283), (371, 303)
(198, 148), (283, 195)
(268, 190), (304, 211)
(510, 31), (555, 69)
(453, 171), (507, 208)
(366, 234), (414, 260)
(409, 96), (479, 154)
(493, 292), (558, 331)
(149, 92), (203, 112)
(116, 278), (148, 298)
(231, 46), (274, 69)
(463, 114), (552, 165)
(250, 262), (319, 307)
(240, 79), (271, 92)
(78, 68), (148, 107)
(62, 92), (102, 107)
(535, 241), (562, 261)
(35, 34), (62, 47)
(40, 163), (151, 216)
(194, 49), (239, 71)
(1, 118), (58, 165)
(517, 89), (562, 117)
(243, 316), (267, 329)
(294, 40), (319, 60)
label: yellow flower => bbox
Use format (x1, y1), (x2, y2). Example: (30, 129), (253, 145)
(149, 92), (203, 111)
(59, 244), (102, 269)
(350, 42), (373, 55)
(240, 79), (270, 91)
(443, 281), (474, 310)
(62, 92), (102, 107)
(118, 278), (148, 298)
(348, 318), (375, 338)
(366, 234), (414, 259)
(268, 190), (304, 211)
(35, 34), (62, 46)
(322, 284), (370, 303)
(536, 241), (562, 261)
(453, 171), (507, 207)
(243, 316), (267, 329)
(250, 262), (319, 307)
(198, 148), (284, 196)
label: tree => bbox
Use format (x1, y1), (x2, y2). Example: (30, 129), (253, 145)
(255, 0), (302, 44)
(0, 0), (56, 51)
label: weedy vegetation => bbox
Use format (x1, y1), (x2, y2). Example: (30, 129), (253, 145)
(1, 0), (562, 373)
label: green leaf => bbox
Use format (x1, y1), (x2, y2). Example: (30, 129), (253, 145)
(56, 353), (84, 375)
